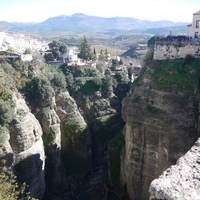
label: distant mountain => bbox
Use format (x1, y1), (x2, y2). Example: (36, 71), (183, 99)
(0, 13), (189, 34)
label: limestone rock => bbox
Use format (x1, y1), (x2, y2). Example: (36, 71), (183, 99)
(55, 91), (87, 126)
(121, 69), (198, 199)
(55, 91), (92, 175)
(149, 138), (200, 200)
(0, 126), (13, 166)
(36, 105), (61, 187)
(9, 93), (45, 199)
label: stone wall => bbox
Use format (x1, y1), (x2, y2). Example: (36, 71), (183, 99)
(153, 42), (200, 60)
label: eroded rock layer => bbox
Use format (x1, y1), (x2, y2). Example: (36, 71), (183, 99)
(121, 66), (199, 199)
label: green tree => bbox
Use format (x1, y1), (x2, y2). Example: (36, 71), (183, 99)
(78, 35), (94, 61)
(44, 53), (53, 62)
(7, 47), (14, 53)
(93, 47), (96, 55)
(59, 45), (67, 54)
(98, 49), (105, 60)
(48, 40), (67, 60)
(105, 49), (109, 60)
(93, 47), (97, 60)
(119, 59), (123, 65)
(112, 58), (118, 67)
(0, 101), (13, 126)
(24, 48), (31, 55)
(0, 161), (37, 200)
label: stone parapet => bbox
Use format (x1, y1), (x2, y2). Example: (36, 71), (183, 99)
(153, 41), (200, 60)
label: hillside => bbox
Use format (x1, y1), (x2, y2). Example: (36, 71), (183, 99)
(0, 13), (188, 34)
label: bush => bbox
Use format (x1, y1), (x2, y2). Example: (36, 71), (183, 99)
(184, 54), (195, 65)
(151, 59), (200, 93)
(51, 72), (67, 92)
(0, 101), (13, 126)
(0, 161), (38, 200)
(25, 76), (54, 106)
(1, 88), (12, 101)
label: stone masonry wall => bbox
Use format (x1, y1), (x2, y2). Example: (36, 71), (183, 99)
(153, 42), (200, 60)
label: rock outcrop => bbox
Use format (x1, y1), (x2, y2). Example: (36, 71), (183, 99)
(0, 126), (13, 166)
(55, 91), (92, 176)
(149, 138), (200, 200)
(9, 93), (45, 199)
(121, 66), (199, 199)
(36, 96), (62, 191)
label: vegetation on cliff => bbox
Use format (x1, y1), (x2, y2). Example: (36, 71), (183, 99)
(150, 55), (200, 93)
(0, 48), (130, 199)
(0, 161), (38, 200)
(108, 132), (125, 188)
(120, 33), (200, 199)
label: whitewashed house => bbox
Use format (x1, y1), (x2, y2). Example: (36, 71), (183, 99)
(0, 31), (49, 61)
(2, 34), (15, 49)
(0, 31), (5, 47)
(187, 10), (200, 38)
(62, 48), (79, 62)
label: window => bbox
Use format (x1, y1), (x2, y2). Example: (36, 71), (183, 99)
(196, 20), (200, 28)
(195, 32), (198, 38)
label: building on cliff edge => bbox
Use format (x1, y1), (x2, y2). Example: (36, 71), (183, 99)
(153, 10), (200, 60)
(187, 10), (200, 39)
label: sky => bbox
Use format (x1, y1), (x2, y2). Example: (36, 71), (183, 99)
(0, 0), (200, 23)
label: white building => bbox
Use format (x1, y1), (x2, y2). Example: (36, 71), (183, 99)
(0, 31), (49, 61)
(62, 48), (79, 62)
(0, 31), (5, 47)
(187, 10), (200, 38)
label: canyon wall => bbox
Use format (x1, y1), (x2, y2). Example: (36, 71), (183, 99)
(9, 93), (46, 199)
(121, 60), (200, 199)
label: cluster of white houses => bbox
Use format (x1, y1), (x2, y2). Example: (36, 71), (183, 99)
(0, 31), (49, 61)
(0, 31), (91, 64)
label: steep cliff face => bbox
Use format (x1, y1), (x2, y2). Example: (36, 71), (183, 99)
(121, 58), (200, 199)
(55, 91), (92, 176)
(32, 90), (92, 199)
(35, 95), (62, 193)
(9, 93), (46, 199)
(0, 59), (127, 199)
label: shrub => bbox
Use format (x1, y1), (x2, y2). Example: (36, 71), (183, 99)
(16, 109), (27, 117)
(184, 54), (195, 65)
(0, 101), (13, 126)
(51, 72), (67, 92)
(24, 48), (31, 55)
(146, 104), (164, 114)
(131, 96), (141, 103)
(0, 161), (38, 200)
(1, 87), (12, 101)
(25, 76), (54, 106)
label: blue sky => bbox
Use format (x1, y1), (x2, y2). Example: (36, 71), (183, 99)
(0, 0), (200, 22)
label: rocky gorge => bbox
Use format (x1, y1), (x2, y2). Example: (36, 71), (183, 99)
(0, 47), (200, 200)
(0, 59), (128, 200)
